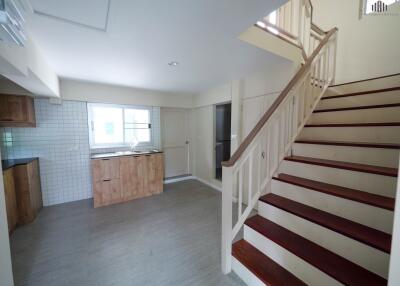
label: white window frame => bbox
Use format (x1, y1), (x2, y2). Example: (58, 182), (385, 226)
(360, 0), (399, 17)
(87, 103), (154, 149)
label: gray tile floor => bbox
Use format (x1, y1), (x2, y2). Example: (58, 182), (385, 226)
(10, 180), (246, 286)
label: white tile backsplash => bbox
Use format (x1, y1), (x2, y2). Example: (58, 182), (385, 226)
(0, 99), (91, 206)
(0, 99), (162, 206)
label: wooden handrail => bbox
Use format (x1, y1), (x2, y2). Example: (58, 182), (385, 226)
(222, 27), (338, 167)
(311, 23), (327, 35)
(260, 21), (298, 41)
(255, 25), (303, 50)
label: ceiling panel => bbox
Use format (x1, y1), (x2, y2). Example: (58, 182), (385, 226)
(31, 0), (110, 30)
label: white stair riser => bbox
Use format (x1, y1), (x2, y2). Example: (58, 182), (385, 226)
(299, 126), (400, 144)
(330, 76), (400, 94)
(232, 257), (265, 286)
(258, 202), (389, 278)
(317, 90), (400, 110)
(309, 106), (400, 124)
(293, 143), (399, 168)
(244, 225), (343, 286)
(279, 160), (397, 197)
(271, 180), (393, 233)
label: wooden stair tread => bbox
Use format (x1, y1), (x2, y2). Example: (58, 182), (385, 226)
(245, 215), (387, 286)
(259, 194), (392, 253)
(295, 139), (400, 149)
(321, 86), (400, 100)
(274, 173), (395, 210)
(232, 240), (307, 286)
(313, 102), (400, 113)
(285, 155), (398, 177)
(305, 122), (400, 127)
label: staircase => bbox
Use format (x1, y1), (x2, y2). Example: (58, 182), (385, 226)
(221, 1), (399, 285)
(231, 83), (399, 285)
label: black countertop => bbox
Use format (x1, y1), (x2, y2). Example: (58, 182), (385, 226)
(91, 150), (163, 159)
(2, 158), (39, 171)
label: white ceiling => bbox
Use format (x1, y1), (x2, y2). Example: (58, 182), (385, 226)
(28, 0), (289, 94)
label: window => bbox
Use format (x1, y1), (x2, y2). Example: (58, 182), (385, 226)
(361, 0), (399, 15)
(88, 103), (153, 148)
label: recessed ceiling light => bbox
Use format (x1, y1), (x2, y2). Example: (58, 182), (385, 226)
(168, 61), (179, 66)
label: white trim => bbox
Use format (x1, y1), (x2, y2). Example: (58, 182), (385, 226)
(164, 175), (195, 184)
(194, 177), (223, 192)
(163, 175), (223, 192)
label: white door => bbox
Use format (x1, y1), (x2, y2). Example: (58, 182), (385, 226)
(161, 108), (190, 178)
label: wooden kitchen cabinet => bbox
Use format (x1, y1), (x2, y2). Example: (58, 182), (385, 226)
(92, 153), (164, 208)
(92, 158), (120, 182)
(92, 157), (122, 208)
(0, 94), (36, 127)
(3, 168), (18, 235)
(13, 159), (43, 224)
(93, 179), (122, 208)
(144, 153), (163, 195)
(120, 155), (145, 201)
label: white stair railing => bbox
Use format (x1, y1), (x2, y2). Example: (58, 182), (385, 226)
(221, 12), (338, 272)
(257, 0), (315, 58)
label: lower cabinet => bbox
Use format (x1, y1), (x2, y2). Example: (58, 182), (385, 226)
(3, 168), (18, 235)
(120, 155), (145, 201)
(2, 158), (42, 236)
(92, 153), (164, 208)
(93, 179), (122, 208)
(14, 160), (43, 224)
(144, 153), (163, 195)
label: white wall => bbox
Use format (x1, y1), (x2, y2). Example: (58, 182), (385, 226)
(60, 79), (194, 108)
(313, 0), (400, 84)
(190, 62), (296, 189)
(0, 153), (14, 286)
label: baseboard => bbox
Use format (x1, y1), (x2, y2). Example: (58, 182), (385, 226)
(193, 177), (223, 192)
(164, 175), (223, 193)
(164, 175), (195, 184)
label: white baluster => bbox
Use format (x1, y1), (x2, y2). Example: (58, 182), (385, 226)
(221, 166), (233, 274)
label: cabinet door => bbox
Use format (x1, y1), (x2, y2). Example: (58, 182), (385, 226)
(93, 179), (122, 208)
(92, 158), (120, 182)
(13, 160), (43, 225)
(0, 95), (26, 122)
(120, 156), (144, 201)
(27, 160), (43, 217)
(3, 169), (18, 234)
(0, 95), (36, 126)
(144, 154), (164, 195)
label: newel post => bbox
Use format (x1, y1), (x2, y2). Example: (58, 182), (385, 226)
(221, 165), (233, 274)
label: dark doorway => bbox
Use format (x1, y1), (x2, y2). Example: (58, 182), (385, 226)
(215, 103), (231, 181)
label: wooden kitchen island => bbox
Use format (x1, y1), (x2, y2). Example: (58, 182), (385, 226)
(91, 151), (164, 208)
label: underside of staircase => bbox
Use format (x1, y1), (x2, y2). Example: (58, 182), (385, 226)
(232, 83), (399, 285)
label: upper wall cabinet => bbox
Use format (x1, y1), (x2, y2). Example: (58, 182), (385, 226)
(0, 94), (36, 127)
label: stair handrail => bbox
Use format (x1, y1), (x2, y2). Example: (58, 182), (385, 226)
(259, 0), (317, 57)
(221, 22), (338, 273)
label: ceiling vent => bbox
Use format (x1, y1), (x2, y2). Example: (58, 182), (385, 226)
(0, 0), (26, 46)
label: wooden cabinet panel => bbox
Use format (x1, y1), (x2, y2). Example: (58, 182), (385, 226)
(144, 154), (164, 195)
(120, 156), (145, 201)
(93, 179), (122, 208)
(14, 160), (43, 224)
(3, 168), (18, 235)
(0, 94), (36, 127)
(92, 158), (120, 182)
(92, 153), (164, 208)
